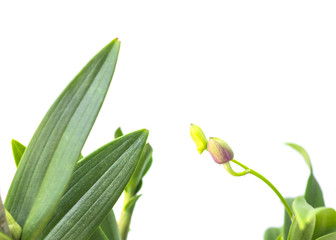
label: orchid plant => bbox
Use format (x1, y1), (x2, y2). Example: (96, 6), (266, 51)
(190, 124), (336, 240)
(0, 39), (153, 240)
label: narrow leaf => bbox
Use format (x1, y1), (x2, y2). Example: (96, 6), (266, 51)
(5, 39), (120, 240)
(264, 227), (281, 240)
(37, 130), (148, 240)
(286, 143), (312, 171)
(11, 140), (26, 167)
(125, 143), (153, 195)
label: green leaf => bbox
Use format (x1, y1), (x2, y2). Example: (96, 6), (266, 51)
(5, 210), (21, 240)
(0, 197), (10, 237)
(288, 196), (316, 240)
(286, 143), (324, 207)
(0, 231), (12, 240)
(292, 196), (315, 230)
(37, 130), (148, 240)
(92, 210), (121, 240)
(275, 235), (283, 240)
(264, 227), (281, 240)
(5, 39), (120, 240)
(114, 127), (124, 138)
(89, 228), (109, 240)
(286, 143), (312, 171)
(312, 207), (336, 239)
(287, 217), (315, 240)
(283, 198), (294, 240)
(316, 232), (336, 240)
(11, 140), (26, 167)
(125, 143), (153, 195)
(305, 174), (324, 208)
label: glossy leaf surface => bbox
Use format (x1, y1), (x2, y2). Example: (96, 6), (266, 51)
(5, 39), (120, 240)
(37, 130), (148, 240)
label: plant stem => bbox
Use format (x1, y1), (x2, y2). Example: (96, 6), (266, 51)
(229, 159), (293, 220)
(118, 193), (138, 240)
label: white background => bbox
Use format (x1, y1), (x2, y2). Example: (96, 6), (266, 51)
(1, 1), (336, 239)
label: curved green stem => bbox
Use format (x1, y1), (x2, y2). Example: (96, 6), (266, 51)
(227, 159), (293, 220)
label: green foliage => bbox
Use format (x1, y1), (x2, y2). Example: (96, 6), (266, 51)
(2, 39), (151, 240)
(264, 227), (282, 240)
(264, 144), (334, 240)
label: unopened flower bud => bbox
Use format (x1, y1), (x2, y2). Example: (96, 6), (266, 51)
(207, 137), (234, 164)
(190, 124), (208, 154)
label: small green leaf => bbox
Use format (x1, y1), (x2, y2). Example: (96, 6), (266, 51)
(0, 197), (10, 237)
(275, 235), (283, 240)
(37, 130), (148, 240)
(264, 227), (281, 240)
(114, 127), (124, 138)
(125, 143), (153, 195)
(316, 232), (336, 240)
(11, 140), (26, 167)
(312, 207), (336, 239)
(5, 39), (121, 240)
(5, 210), (21, 240)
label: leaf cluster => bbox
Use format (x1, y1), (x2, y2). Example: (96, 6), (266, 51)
(264, 143), (336, 240)
(0, 39), (151, 240)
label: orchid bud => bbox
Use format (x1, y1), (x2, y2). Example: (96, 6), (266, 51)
(207, 137), (234, 164)
(190, 124), (208, 154)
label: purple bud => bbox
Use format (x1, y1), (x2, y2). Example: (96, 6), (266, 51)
(207, 137), (234, 164)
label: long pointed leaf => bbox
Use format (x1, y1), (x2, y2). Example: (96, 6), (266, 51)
(5, 39), (120, 240)
(286, 143), (325, 207)
(37, 130), (148, 240)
